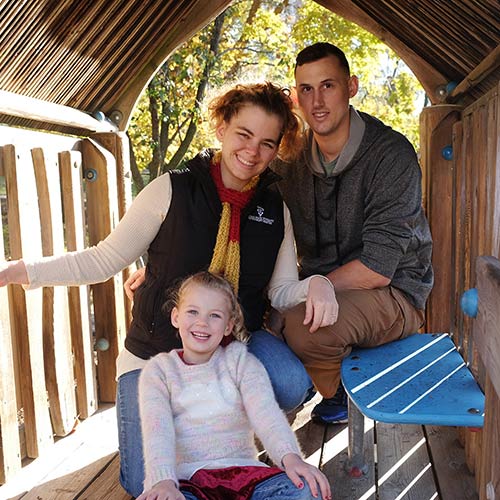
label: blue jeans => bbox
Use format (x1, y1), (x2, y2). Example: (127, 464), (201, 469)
(181, 472), (322, 500)
(247, 330), (313, 412)
(116, 331), (313, 497)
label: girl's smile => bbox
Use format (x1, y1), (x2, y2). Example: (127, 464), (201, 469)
(171, 283), (233, 364)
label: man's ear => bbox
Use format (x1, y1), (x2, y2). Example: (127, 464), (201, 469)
(171, 307), (179, 328)
(348, 75), (359, 98)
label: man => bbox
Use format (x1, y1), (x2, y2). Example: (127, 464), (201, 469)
(271, 42), (433, 424)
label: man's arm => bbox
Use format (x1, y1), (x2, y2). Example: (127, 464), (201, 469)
(326, 259), (390, 291)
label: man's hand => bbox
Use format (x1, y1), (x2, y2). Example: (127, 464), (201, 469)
(282, 453), (332, 500)
(136, 479), (185, 500)
(304, 276), (338, 333)
(124, 267), (146, 301)
(0, 260), (29, 287)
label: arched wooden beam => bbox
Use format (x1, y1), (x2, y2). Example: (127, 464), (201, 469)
(315, 0), (448, 104)
(105, 0), (229, 131)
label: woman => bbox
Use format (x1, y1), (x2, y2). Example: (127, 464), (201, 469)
(0, 82), (337, 497)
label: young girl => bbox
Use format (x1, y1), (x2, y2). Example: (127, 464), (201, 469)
(0, 82), (337, 496)
(137, 272), (332, 500)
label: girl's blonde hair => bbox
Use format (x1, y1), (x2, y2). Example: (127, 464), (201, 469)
(208, 81), (302, 162)
(170, 271), (249, 344)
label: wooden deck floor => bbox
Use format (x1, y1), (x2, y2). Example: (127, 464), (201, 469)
(0, 395), (479, 500)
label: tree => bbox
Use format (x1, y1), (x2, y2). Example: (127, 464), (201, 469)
(128, 0), (294, 192)
(128, 0), (423, 193)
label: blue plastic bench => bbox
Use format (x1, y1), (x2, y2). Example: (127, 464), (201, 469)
(341, 332), (485, 476)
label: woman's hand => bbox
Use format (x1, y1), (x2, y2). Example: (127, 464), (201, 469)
(282, 453), (332, 500)
(304, 276), (338, 333)
(124, 267), (146, 301)
(136, 479), (186, 500)
(0, 260), (29, 287)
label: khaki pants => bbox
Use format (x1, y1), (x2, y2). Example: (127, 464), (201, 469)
(282, 286), (425, 399)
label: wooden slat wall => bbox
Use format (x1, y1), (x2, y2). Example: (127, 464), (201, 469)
(423, 82), (499, 499)
(0, 126), (131, 484)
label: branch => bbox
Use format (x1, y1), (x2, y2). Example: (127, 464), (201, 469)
(163, 11), (226, 172)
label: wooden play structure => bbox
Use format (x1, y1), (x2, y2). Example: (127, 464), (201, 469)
(0, 1), (499, 499)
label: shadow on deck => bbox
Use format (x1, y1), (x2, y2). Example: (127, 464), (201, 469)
(0, 395), (478, 500)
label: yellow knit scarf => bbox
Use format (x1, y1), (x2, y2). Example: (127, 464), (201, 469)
(209, 161), (259, 293)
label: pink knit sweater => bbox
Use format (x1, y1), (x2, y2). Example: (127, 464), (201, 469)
(138, 341), (302, 490)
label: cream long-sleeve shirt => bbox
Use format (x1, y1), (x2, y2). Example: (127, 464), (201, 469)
(23, 172), (329, 376)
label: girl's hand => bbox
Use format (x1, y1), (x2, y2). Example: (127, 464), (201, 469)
(0, 260), (28, 287)
(124, 266), (146, 301)
(136, 479), (185, 500)
(282, 453), (332, 500)
(303, 276), (338, 333)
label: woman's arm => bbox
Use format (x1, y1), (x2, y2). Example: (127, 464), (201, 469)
(0, 174), (172, 289)
(267, 204), (338, 332)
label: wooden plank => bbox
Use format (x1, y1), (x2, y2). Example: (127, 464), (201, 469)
(449, 45), (500, 100)
(478, 377), (500, 500)
(3, 144), (53, 458)
(19, 453), (117, 500)
(426, 425), (479, 500)
(424, 106), (462, 333)
(0, 90), (117, 133)
(0, 124), (81, 152)
(0, 176), (21, 484)
(31, 147), (77, 437)
(59, 150), (97, 420)
(78, 454), (132, 500)
(0, 405), (121, 500)
(93, 132), (134, 328)
(475, 254), (500, 500)
(82, 139), (126, 403)
(290, 394), (327, 464)
(322, 419), (376, 500)
(475, 257), (500, 398)
(377, 423), (437, 500)
(451, 120), (464, 337)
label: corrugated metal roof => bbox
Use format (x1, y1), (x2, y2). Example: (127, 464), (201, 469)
(0, 0), (499, 133)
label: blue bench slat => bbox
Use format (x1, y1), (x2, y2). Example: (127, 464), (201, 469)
(341, 333), (485, 427)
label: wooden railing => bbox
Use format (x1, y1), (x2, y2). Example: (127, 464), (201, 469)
(0, 125), (132, 484)
(421, 81), (500, 499)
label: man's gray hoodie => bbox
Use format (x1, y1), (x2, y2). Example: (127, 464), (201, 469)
(272, 108), (433, 310)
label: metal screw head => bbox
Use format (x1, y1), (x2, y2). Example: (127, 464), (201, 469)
(467, 407), (481, 414)
(109, 110), (123, 125)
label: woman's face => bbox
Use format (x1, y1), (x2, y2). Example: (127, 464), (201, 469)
(216, 104), (283, 190)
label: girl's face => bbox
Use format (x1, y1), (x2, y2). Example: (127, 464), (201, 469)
(171, 284), (233, 364)
(216, 104), (283, 190)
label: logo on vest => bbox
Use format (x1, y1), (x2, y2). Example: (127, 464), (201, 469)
(248, 206), (274, 225)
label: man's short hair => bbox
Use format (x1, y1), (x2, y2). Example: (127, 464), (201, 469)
(295, 42), (350, 75)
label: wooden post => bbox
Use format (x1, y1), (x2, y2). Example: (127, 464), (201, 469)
(31, 148), (78, 436)
(0, 184), (21, 483)
(475, 256), (500, 500)
(92, 132), (134, 328)
(58, 150), (97, 419)
(81, 139), (126, 403)
(2, 145), (53, 457)
(419, 105), (463, 333)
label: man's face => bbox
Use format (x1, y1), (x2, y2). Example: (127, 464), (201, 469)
(295, 55), (358, 139)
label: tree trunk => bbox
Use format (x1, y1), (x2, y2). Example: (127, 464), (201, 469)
(163, 11), (226, 172)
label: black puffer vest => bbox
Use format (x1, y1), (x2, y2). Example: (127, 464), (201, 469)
(125, 150), (285, 359)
